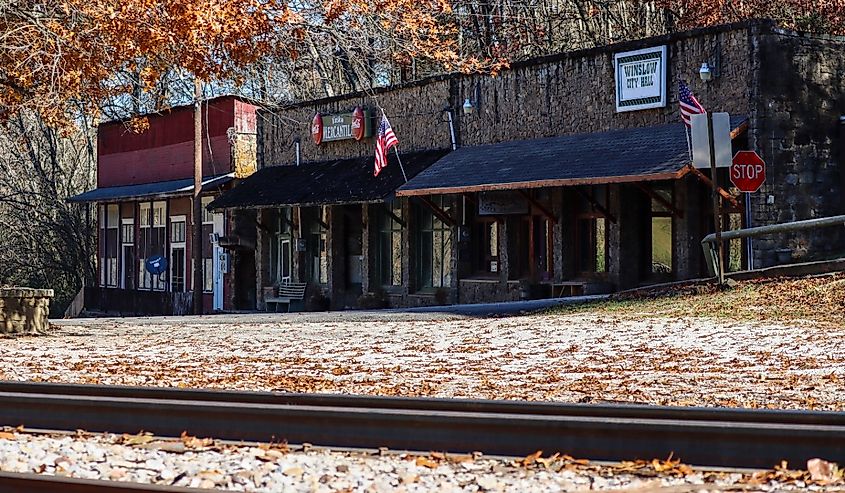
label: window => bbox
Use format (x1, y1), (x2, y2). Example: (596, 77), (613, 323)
(99, 204), (119, 287)
(201, 196), (214, 293)
(376, 202), (403, 286)
(416, 197), (452, 289)
(138, 201), (167, 290)
(650, 186), (673, 275)
(575, 186), (608, 275)
(170, 216), (186, 292)
(270, 208), (293, 284)
(474, 219), (499, 275)
(120, 218), (135, 289)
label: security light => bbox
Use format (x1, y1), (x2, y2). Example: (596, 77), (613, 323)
(462, 98), (474, 115)
(699, 62), (713, 82)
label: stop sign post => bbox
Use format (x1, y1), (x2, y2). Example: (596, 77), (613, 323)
(731, 151), (766, 192)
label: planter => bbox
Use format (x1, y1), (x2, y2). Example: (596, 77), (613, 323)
(0, 287), (53, 334)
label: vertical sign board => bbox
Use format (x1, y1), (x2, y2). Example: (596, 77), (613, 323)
(691, 112), (732, 168)
(614, 46), (667, 112)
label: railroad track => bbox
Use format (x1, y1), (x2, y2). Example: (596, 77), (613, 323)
(0, 381), (843, 491)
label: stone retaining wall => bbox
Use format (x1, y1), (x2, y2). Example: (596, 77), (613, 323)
(0, 288), (53, 334)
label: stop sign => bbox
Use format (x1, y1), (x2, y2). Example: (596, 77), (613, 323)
(731, 151), (766, 192)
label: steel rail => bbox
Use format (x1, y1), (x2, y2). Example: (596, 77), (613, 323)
(0, 471), (198, 493)
(0, 389), (844, 469)
(2, 380), (844, 426)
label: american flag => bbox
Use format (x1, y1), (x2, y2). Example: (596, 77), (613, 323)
(678, 80), (705, 127)
(374, 113), (399, 177)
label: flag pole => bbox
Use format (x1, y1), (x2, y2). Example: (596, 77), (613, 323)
(393, 147), (408, 183)
(684, 125), (693, 163)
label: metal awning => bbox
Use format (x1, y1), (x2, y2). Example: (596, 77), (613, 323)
(396, 117), (748, 196)
(207, 150), (448, 210)
(68, 173), (235, 203)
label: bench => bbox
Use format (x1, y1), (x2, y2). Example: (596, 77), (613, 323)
(264, 282), (307, 313)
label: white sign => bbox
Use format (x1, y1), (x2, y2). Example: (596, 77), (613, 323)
(614, 46), (667, 112)
(691, 112), (732, 168)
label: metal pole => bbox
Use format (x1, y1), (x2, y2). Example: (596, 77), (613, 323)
(706, 111), (725, 284)
(192, 78), (204, 315)
(393, 147), (408, 183)
(744, 192), (754, 270)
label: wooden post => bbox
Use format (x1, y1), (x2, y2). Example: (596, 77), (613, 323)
(706, 111), (725, 285)
(192, 78), (204, 315)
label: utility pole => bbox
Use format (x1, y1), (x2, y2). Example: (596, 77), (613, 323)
(706, 111), (725, 285)
(192, 78), (204, 315)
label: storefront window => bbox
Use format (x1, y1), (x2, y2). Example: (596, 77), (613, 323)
(376, 202), (403, 286)
(474, 219), (498, 275)
(650, 186), (673, 275)
(416, 197), (452, 289)
(170, 216), (186, 292)
(138, 201), (166, 290)
(201, 196), (214, 293)
(121, 218), (135, 289)
(575, 186), (608, 275)
(99, 204), (119, 287)
(270, 208), (293, 284)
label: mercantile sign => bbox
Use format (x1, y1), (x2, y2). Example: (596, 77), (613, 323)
(614, 45), (667, 112)
(312, 106), (373, 145)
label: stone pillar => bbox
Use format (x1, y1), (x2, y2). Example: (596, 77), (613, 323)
(607, 185), (622, 288)
(448, 196), (460, 304)
(361, 203), (372, 295)
(254, 209), (272, 311)
(551, 188), (564, 282)
(402, 199), (414, 302)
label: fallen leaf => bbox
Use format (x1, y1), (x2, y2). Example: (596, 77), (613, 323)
(807, 458), (838, 482)
(415, 457), (438, 468)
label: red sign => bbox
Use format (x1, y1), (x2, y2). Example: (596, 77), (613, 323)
(311, 113), (323, 145)
(351, 106), (365, 141)
(730, 150), (766, 192)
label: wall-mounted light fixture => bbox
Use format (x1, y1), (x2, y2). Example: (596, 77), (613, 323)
(699, 62), (713, 82)
(462, 98), (475, 115)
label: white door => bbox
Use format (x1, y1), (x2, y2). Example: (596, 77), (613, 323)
(212, 213), (225, 311)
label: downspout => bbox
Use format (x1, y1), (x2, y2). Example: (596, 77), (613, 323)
(295, 140), (301, 166)
(446, 109), (457, 151)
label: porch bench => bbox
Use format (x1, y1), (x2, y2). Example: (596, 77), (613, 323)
(264, 282), (308, 313)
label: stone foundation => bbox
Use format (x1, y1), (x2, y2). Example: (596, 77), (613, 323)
(0, 288), (53, 334)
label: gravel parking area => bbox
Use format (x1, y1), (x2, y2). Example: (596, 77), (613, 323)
(1, 307), (843, 410)
(0, 429), (835, 492)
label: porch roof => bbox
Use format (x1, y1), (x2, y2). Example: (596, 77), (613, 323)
(396, 117), (748, 196)
(67, 173), (234, 203)
(207, 149), (448, 210)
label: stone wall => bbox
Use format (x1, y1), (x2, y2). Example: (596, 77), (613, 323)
(258, 22), (757, 168)
(750, 27), (845, 266)
(0, 288), (53, 334)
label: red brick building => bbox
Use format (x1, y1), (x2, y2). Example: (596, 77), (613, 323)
(70, 96), (258, 315)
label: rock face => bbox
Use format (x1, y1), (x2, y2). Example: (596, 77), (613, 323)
(0, 288), (53, 334)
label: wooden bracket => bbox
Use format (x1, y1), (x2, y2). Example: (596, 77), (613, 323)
(518, 190), (557, 224)
(417, 197), (457, 227)
(634, 183), (684, 218)
(384, 205), (406, 228)
(686, 163), (741, 210)
(574, 187), (617, 224)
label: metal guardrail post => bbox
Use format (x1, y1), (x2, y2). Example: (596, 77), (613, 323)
(701, 214), (845, 276)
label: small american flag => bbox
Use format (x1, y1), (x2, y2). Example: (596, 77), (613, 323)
(679, 80), (705, 127)
(374, 113), (399, 176)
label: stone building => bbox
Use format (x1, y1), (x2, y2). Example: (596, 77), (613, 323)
(162, 21), (845, 311)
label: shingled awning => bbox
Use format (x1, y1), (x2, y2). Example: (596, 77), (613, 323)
(396, 117), (748, 196)
(68, 173), (234, 203)
(208, 149), (448, 210)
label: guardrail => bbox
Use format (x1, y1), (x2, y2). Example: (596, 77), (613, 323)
(702, 214), (845, 276)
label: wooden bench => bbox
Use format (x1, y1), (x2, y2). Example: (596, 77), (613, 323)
(264, 282), (307, 313)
